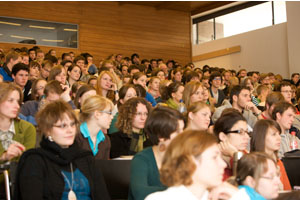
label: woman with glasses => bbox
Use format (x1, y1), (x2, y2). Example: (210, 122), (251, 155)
(77, 95), (114, 160)
(14, 100), (110, 200)
(108, 84), (137, 134)
(146, 130), (250, 200)
(129, 106), (184, 200)
(110, 97), (152, 158)
(213, 109), (251, 181)
(232, 152), (280, 200)
(251, 119), (291, 190)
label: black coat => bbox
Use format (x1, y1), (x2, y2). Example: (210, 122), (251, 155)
(14, 137), (110, 200)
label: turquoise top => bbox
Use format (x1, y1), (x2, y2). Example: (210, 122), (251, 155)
(238, 185), (266, 200)
(80, 122), (105, 156)
(61, 168), (91, 200)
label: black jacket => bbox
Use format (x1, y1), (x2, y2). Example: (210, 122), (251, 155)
(14, 137), (110, 200)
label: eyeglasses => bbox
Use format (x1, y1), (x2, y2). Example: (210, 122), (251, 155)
(281, 90), (292, 93)
(224, 129), (251, 137)
(261, 170), (281, 181)
(99, 110), (113, 115)
(53, 122), (76, 129)
(213, 77), (222, 81)
(135, 112), (148, 117)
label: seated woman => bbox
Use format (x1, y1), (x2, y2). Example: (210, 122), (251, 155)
(110, 97), (152, 158)
(30, 78), (47, 101)
(130, 72), (157, 107)
(14, 100), (110, 200)
(48, 65), (68, 85)
(251, 119), (291, 190)
(147, 76), (161, 103)
(77, 95), (113, 160)
(67, 65), (81, 89)
(28, 61), (41, 81)
(234, 152), (281, 200)
(182, 81), (204, 108)
(108, 84), (137, 134)
(129, 106), (184, 200)
(146, 130), (250, 200)
(96, 70), (118, 104)
(0, 82), (36, 163)
(161, 82), (184, 110)
(213, 109), (250, 181)
(74, 84), (97, 110)
(185, 101), (211, 131)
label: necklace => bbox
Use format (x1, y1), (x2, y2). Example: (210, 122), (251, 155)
(61, 163), (77, 200)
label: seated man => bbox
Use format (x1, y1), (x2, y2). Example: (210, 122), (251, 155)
(0, 51), (21, 82)
(209, 71), (225, 107)
(272, 101), (300, 158)
(212, 85), (261, 129)
(11, 63), (31, 102)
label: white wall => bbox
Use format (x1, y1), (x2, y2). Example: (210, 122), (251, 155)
(192, 23), (289, 78)
(286, 2), (300, 76)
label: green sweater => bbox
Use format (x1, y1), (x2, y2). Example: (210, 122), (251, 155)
(0, 119), (36, 163)
(128, 147), (167, 200)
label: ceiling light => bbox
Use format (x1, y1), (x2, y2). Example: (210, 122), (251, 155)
(0, 21), (21, 26)
(10, 35), (34, 40)
(64, 28), (77, 32)
(29, 25), (55, 30)
(42, 39), (64, 42)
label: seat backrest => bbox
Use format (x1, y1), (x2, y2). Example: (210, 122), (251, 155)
(95, 159), (131, 200)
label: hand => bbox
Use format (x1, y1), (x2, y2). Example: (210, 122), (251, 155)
(109, 83), (117, 91)
(244, 101), (260, 114)
(1, 142), (25, 161)
(60, 84), (71, 102)
(209, 182), (239, 200)
(219, 139), (238, 158)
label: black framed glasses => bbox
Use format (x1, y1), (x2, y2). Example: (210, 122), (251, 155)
(224, 129), (251, 137)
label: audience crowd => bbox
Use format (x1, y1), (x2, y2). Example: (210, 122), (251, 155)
(1, 46), (300, 200)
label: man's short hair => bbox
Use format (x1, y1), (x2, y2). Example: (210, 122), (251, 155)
(265, 92), (285, 108)
(230, 85), (250, 104)
(275, 81), (291, 92)
(11, 63), (29, 76)
(209, 71), (222, 84)
(73, 55), (85, 64)
(44, 80), (63, 97)
(272, 101), (296, 120)
(291, 73), (300, 78)
(5, 51), (20, 63)
(256, 84), (269, 96)
(44, 55), (58, 64)
(128, 65), (141, 73)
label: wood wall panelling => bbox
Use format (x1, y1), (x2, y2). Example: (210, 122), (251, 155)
(0, 1), (191, 65)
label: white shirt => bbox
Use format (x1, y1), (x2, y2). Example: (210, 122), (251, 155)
(145, 185), (250, 200)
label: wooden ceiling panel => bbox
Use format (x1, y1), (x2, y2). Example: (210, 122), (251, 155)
(118, 1), (234, 15)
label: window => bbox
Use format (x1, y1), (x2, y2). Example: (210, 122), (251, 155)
(192, 2), (287, 44)
(0, 16), (78, 48)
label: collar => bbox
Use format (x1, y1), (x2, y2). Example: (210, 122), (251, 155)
(80, 122), (105, 142)
(0, 120), (15, 134)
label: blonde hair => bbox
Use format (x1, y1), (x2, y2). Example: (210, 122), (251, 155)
(183, 81), (203, 108)
(96, 71), (116, 102)
(79, 95), (113, 122)
(187, 101), (210, 117)
(0, 82), (23, 119)
(160, 130), (217, 186)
